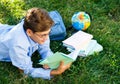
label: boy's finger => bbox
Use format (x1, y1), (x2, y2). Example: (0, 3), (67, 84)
(60, 61), (64, 66)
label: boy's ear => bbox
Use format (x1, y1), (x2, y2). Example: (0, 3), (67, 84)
(26, 29), (33, 36)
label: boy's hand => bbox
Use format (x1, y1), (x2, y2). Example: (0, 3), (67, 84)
(43, 64), (50, 69)
(50, 61), (72, 75)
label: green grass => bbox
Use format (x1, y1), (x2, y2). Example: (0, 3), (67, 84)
(0, 0), (120, 84)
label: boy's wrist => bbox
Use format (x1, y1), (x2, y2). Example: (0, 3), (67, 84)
(50, 69), (62, 75)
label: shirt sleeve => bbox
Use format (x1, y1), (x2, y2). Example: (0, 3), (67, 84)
(9, 45), (52, 80)
(38, 37), (53, 59)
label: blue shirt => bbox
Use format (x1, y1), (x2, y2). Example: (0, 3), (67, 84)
(0, 21), (53, 79)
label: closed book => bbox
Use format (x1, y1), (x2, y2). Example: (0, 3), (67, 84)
(62, 30), (93, 50)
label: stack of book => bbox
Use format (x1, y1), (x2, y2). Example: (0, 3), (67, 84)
(62, 30), (103, 57)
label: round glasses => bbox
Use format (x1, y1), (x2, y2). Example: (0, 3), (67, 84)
(34, 32), (50, 38)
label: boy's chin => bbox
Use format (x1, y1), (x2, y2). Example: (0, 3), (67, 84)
(38, 41), (46, 45)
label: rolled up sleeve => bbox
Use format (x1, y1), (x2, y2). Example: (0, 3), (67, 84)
(9, 46), (52, 79)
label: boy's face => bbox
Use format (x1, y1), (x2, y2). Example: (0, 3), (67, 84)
(26, 29), (51, 44)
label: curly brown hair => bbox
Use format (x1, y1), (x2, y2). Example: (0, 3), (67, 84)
(23, 8), (54, 32)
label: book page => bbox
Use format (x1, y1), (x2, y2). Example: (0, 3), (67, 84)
(67, 49), (80, 60)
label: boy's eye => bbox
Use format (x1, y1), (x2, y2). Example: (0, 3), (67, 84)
(35, 33), (49, 38)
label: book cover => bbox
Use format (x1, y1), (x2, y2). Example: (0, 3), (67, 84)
(39, 52), (74, 69)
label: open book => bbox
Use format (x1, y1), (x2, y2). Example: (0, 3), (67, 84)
(62, 30), (93, 50)
(39, 52), (74, 69)
(39, 51), (80, 69)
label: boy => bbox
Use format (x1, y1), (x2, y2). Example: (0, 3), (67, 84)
(0, 8), (71, 80)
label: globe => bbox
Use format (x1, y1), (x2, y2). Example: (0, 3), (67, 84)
(71, 12), (91, 30)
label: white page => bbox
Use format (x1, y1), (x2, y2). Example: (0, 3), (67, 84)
(67, 49), (80, 60)
(63, 30), (93, 50)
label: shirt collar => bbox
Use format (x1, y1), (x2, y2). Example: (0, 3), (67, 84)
(27, 35), (38, 47)
(21, 20), (38, 47)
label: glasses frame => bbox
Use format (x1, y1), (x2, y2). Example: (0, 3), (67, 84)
(34, 32), (50, 38)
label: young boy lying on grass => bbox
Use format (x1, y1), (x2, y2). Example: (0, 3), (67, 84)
(0, 7), (71, 80)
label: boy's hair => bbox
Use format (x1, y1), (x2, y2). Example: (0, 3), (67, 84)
(23, 8), (54, 32)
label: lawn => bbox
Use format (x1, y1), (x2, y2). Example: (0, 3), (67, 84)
(0, 0), (120, 84)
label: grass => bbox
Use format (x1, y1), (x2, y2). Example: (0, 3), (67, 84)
(0, 0), (120, 84)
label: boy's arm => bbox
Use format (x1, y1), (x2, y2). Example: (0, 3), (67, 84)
(50, 61), (72, 75)
(9, 46), (52, 79)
